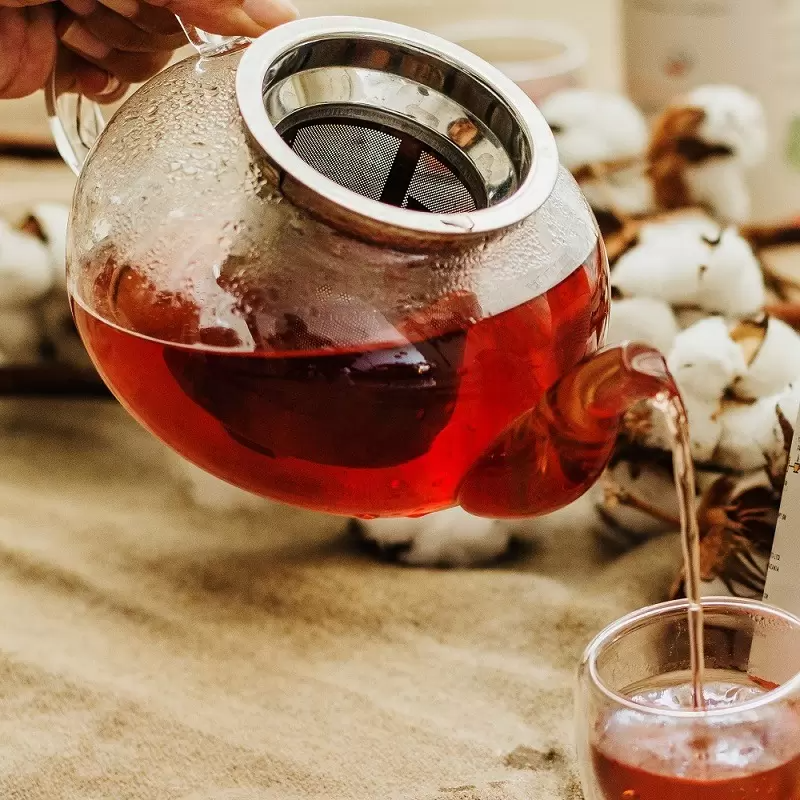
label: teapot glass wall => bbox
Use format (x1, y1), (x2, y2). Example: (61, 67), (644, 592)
(51, 18), (670, 519)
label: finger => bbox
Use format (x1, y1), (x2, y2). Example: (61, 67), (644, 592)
(53, 48), (128, 102)
(78, 3), (185, 51)
(0, 0), (51, 7)
(97, 0), (181, 35)
(75, 62), (130, 102)
(0, 4), (56, 99)
(151, 0), (298, 38)
(59, 15), (173, 83)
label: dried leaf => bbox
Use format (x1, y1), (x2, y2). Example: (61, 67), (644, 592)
(647, 106), (707, 211)
(729, 315), (769, 367)
(599, 471), (681, 528)
(740, 219), (800, 251)
(671, 475), (779, 600)
(764, 302), (800, 330)
(17, 214), (46, 241)
(572, 155), (645, 185)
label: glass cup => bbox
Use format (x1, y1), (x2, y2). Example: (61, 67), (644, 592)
(431, 19), (588, 105)
(576, 598), (800, 800)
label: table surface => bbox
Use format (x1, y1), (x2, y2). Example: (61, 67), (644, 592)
(0, 395), (680, 800)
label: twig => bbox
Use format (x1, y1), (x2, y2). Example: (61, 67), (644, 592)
(605, 481), (682, 528)
(765, 302), (800, 330)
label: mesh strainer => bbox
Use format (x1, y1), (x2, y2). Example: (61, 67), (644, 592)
(236, 17), (560, 241)
(286, 120), (478, 214)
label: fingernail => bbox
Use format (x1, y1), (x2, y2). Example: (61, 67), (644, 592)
(96, 75), (121, 98)
(61, 21), (112, 61)
(241, 0), (298, 28)
(99, 0), (139, 19)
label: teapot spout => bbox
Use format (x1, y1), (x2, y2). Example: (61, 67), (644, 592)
(458, 343), (674, 519)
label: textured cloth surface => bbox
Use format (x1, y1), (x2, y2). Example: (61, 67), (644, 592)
(0, 396), (682, 800)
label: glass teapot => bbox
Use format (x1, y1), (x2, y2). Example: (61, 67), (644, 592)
(48, 17), (672, 519)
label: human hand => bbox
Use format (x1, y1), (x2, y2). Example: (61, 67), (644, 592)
(0, 0), (297, 102)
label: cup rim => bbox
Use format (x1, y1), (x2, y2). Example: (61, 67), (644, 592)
(430, 19), (589, 84)
(585, 597), (800, 719)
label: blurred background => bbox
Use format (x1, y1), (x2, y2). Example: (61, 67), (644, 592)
(3, 0), (798, 218)
(1, 0), (622, 209)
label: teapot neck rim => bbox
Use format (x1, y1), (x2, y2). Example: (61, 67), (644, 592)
(236, 16), (561, 241)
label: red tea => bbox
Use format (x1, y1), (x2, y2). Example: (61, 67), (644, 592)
(72, 244), (609, 518)
(591, 682), (800, 800)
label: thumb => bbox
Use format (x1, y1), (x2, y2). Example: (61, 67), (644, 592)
(157, 0), (298, 38)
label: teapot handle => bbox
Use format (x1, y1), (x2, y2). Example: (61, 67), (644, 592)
(45, 22), (246, 176)
(177, 21), (247, 53)
(45, 71), (104, 177)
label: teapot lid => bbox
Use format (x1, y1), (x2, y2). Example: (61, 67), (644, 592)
(236, 17), (560, 241)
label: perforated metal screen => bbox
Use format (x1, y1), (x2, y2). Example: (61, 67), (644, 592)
(286, 120), (479, 214)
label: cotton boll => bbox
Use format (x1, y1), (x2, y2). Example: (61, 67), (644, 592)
(541, 90), (654, 216)
(732, 318), (800, 400)
(612, 223), (713, 305)
(606, 297), (679, 353)
(580, 169), (656, 217)
(777, 382), (800, 431)
(667, 317), (747, 402)
(643, 393), (723, 463)
(27, 203), (69, 288)
(673, 87), (767, 224)
(684, 85), (768, 168)
(649, 87), (766, 223)
(0, 221), (53, 308)
(611, 217), (764, 317)
(360, 506), (515, 567)
(540, 89), (650, 171)
(683, 395), (725, 463)
(640, 208), (718, 237)
(611, 214), (720, 305)
(703, 227), (765, 316)
(686, 159), (752, 225)
(715, 401), (774, 470)
(0, 308), (42, 364)
(715, 384), (800, 471)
